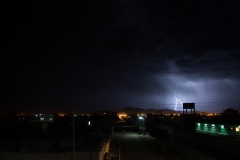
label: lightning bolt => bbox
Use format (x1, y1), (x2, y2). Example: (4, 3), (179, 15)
(174, 91), (183, 111)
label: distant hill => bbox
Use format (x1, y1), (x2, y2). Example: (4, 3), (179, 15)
(90, 106), (201, 115)
(116, 107), (146, 114)
(115, 107), (183, 114)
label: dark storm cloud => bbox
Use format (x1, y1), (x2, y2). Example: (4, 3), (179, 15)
(90, 0), (240, 78)
(168, 50), (240, 79)
(2, 0), (240, 112)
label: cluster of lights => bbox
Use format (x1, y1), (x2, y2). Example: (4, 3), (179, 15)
(197, 123), (226, 129)
(74, 114), (89, 117)
(118, 113), (127, 119)
(196, 123), (240, 134)
(164, 114), (180, 116)
(197, 123), (217, 126)
(59, 113), (90, 117)
(206, 113), (221, 116)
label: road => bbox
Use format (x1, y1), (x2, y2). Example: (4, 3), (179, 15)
(139, 134), (218, 160)
(111, 131), (218, 160)
(119, 132), (168, 160)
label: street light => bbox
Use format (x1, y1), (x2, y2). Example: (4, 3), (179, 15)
(138, 117), (145, 134)
(138, 117), (144, 126)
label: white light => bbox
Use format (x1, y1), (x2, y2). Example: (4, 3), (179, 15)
(138, 117), (144, 119)
(174, 91), (183, 111)
(35, 114), (38, 117)
(88, 121), (91, 125)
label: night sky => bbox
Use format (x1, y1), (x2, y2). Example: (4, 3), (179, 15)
(2, 0), (240, 112)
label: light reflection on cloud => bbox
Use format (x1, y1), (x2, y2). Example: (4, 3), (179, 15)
(153, 74), (240, 112)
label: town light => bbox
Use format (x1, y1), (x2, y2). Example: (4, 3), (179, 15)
(138, 117), (144, 119)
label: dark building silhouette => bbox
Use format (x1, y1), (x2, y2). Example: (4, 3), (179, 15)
(223, 108), (238, 115)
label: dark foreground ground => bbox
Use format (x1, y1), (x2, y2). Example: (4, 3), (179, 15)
(109, 131), (217, 160)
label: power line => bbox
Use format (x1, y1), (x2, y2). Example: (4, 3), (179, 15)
(0, 104), (240, 109)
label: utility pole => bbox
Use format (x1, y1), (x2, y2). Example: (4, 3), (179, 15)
(73, 112), (75, 160)
(119, 136), (121, 160)
(161, 109), (163, 125)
